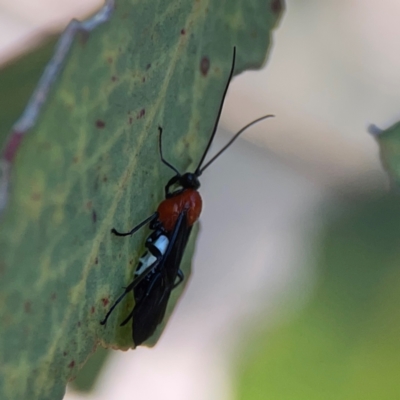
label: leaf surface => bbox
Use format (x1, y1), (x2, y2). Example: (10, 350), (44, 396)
(0, 0), (284, 398)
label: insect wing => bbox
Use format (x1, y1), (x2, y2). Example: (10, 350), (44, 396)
(132, 211), (192, 346)
(162, 214), (192, 289)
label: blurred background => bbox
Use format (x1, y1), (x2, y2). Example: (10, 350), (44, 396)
(2, 0), (400, 399)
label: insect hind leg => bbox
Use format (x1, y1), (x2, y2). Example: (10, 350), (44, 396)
(119, 308), (135, 327)
(120, 272), (163, 326)
(144, 272), (163, 297)
(100, 280), (136, 325)
(173, 270), (184, 289)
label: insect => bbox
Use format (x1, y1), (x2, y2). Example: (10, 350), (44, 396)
(100, 46), (274, 347)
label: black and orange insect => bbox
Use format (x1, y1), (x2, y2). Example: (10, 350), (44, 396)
(100, 47), (273, 346)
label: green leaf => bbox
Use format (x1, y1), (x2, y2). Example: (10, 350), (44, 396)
(235, 196), (400, 400)
(71, 347), (110, 392)
(0, 0), (284, 399)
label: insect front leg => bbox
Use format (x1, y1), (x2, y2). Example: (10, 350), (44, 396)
(100, 279), (136, 325)
(111, 212), (158, 237)
(164, 175), (181, 198)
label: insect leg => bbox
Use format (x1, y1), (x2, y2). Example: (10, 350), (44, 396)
(111, 212), (158, 237)
(164, 175), (181, 198)
(119, 271), (163, 327)
(173, 270), (184, 288)
(144, 272), (163, 297)
(119, 308), (135, 327)
(100, 279), (136, 325)
(101, 252), (165, 326)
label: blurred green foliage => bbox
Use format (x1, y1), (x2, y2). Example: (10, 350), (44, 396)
(236, 195), (400, 400)
(376, 121), (400, 188)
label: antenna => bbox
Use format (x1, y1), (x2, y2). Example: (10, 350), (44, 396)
(158, 126), (181, 176)
(198, 115), (274, 174)
(194, 47), (237, 175)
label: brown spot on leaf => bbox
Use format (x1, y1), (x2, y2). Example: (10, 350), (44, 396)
(129, 117), (133, 124)
(24, 301), (31, 313)
(91, 306), (95, 314)
(102, 175), (108, 182)
(31, 192), (41, 201)
(63, 351), (67, 356)
(271, 0), (283, 13)
(68, 361), (75, 368)
(142, 77), (146, 83)
(111, 75), (118, 82)
(200, 56), (210, 76)
(146, 63), (151, 70)
(102, 298), (109, 307)
(39, 141), (52, 151)
(78, 30), (90, 46)
(96, 120), (106, 129)
(92, 210), (97, 223)
(77, 321), (81, 327)
(181, 28), (186, 35)
(4, 130), (24, 163)
(137, 109), (145, 119)
(95, 257), (98, 265)
(107, 57), (113, 64)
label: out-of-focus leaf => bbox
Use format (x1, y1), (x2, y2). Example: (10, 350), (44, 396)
(375, 121), (400, 188)
(236, 195), (400, 400)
